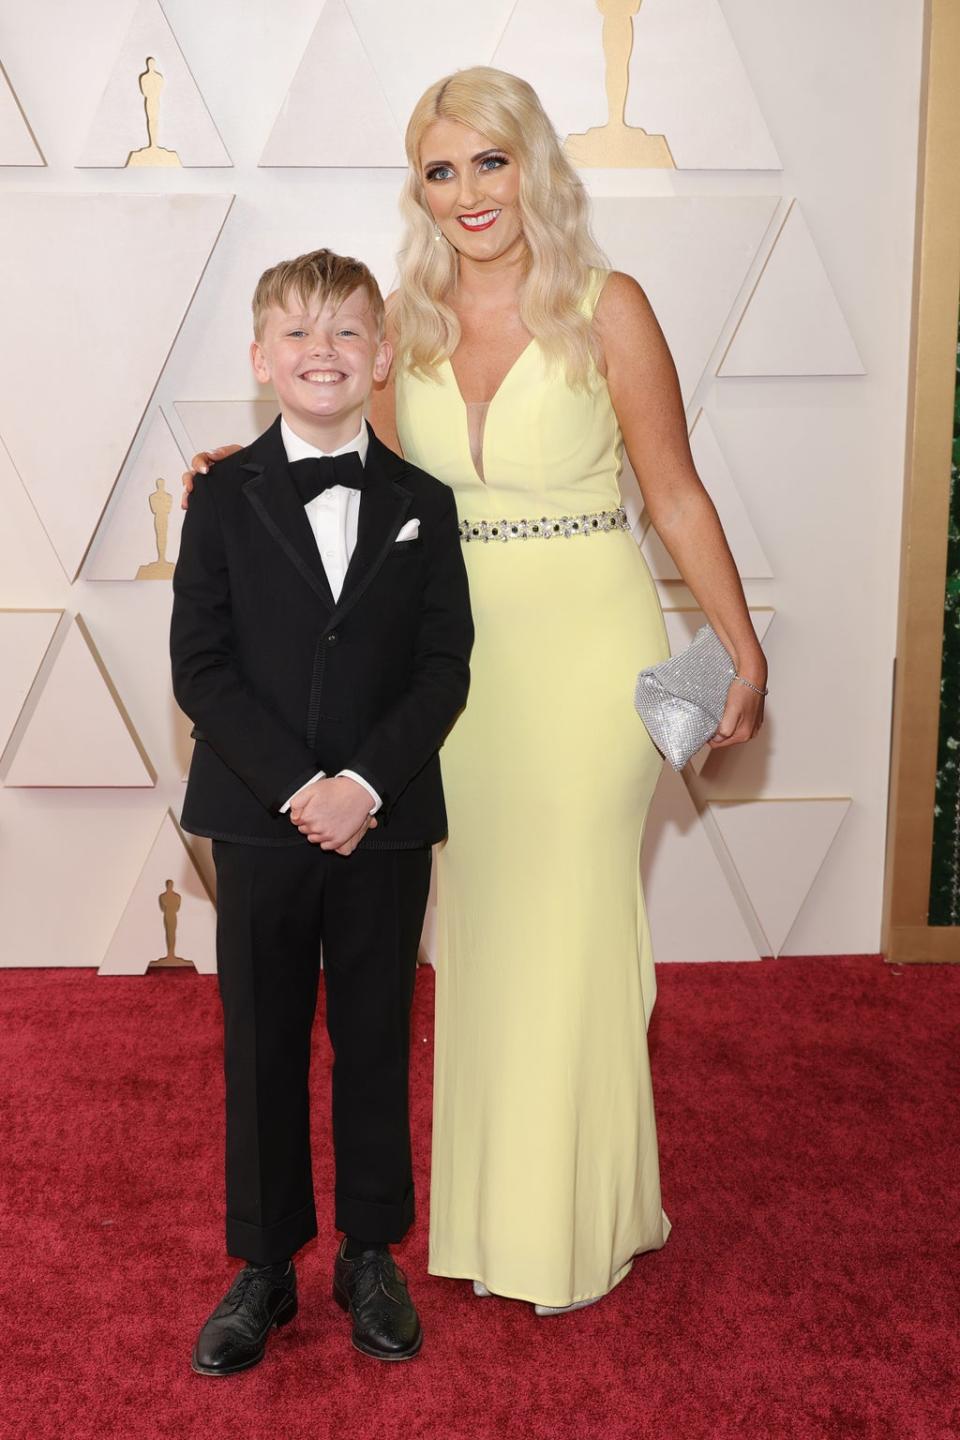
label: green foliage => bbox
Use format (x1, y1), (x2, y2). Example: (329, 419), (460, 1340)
(928, 309), (960, 922)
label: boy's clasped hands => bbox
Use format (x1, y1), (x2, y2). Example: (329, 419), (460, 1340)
(288, 775), (378, 855)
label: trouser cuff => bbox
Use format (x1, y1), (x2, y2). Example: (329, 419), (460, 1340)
(335, 1185), (414, 1244)
(226, 1199), (317, 1265)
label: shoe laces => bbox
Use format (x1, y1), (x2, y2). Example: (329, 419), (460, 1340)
(351, 1250), (403, 1307)
(228, 1264), (284, 1309)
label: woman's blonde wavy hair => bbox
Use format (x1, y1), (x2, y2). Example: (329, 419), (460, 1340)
(395, 67), (608, 388)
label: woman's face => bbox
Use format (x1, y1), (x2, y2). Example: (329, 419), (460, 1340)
(419, 119), (524, 264)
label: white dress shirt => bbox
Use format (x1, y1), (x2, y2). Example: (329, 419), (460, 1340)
(278, 417), (380, 817)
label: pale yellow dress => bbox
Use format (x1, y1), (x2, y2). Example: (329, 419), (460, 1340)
(395, 272), (671, 1307)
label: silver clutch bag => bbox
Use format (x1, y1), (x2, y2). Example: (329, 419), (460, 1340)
(634, 624), (735, 771)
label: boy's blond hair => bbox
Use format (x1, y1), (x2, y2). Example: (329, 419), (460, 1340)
(252, 248), (385, 341)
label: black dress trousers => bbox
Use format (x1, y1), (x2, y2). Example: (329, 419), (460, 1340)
(212, 840), (431, 1265)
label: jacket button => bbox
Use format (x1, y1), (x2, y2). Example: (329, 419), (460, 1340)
(326, 632), (338, 645)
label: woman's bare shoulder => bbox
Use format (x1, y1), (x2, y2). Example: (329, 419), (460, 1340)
(594, 269), (669, 368)
(595, 270), (657, 327)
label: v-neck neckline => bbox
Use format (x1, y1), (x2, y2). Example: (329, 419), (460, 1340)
(445, 336), (536, 410)
(444, 338), (536, 484)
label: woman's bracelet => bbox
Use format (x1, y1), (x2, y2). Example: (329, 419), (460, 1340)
(733, 674), (768, 697)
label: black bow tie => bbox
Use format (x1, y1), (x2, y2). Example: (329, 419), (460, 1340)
(288, 452), (367, 504)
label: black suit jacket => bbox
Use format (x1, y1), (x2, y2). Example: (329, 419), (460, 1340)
(171, 418), (473, 847)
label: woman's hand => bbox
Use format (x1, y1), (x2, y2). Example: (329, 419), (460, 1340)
(709, 669), (767, 749)
(180, 445), (243, 509)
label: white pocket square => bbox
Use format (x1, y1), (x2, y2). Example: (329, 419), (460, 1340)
(396, 518), (420, 541)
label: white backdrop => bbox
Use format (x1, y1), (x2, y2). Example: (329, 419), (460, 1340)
(0, 0), (924, 970)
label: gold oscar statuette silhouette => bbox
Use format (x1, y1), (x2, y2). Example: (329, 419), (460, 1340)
(564, 0), (675, 168)
(136, 477), (176, 579)
(126, 56), (181, 168)
(148, 879), (194, 969)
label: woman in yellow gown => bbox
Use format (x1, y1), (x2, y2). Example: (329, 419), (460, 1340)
(371, 68), (767, 1311)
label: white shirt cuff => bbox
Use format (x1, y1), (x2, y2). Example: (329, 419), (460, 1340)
(337, 770), (382, 814)
(280, 769), (381, 816)
(280, 770), (325, 813)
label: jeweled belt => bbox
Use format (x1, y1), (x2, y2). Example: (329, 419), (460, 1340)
(458, 507), (630, 544)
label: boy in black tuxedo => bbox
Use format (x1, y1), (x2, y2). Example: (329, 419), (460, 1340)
(171, 249), (472, 1374)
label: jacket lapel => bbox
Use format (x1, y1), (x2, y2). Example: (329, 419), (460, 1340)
(332, 425), (412, 625)
(240, 417), (336, 611)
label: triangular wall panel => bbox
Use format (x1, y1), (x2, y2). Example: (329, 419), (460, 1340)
(0, 194), (233, 579)
(0, 794), (169, 969)
(493, 0), (779, 168)
(0, 60), (44, 165)
(591, 197), (780, 405)
(175, 400), (279, 458)
(662, 606), (775, 656)
(641, 410), (773, 579)
(77, 0), (231, 167)
(641, 766), (762, 962)
(346, 0), (517, 146)
(260, 0), (405, 167)
(628, 0), (781, 168)
(493, 0), (605, 140)
(0, 438), (64, 601)
(708, 798), (851, 956)
(0, 610), (62, 757)
(99, 811), (216, 974)
(719, 201), (864, 377)
(85, 412), (187, 580)
(3, 616), (156, 788)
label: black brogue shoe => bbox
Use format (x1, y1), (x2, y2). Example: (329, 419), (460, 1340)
(332, 1242), (422, 1361)
(191, 1261), (297, 1376)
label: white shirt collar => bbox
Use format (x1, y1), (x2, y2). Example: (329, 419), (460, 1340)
(280, 416), (369, 466)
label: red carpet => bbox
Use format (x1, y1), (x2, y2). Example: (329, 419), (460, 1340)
(1, 957), (957, 1440)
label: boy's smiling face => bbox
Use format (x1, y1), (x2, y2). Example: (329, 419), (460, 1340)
(250, 285), (392, 448)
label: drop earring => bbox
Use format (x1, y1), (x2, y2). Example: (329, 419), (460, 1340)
(433, 222), (442, 243)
